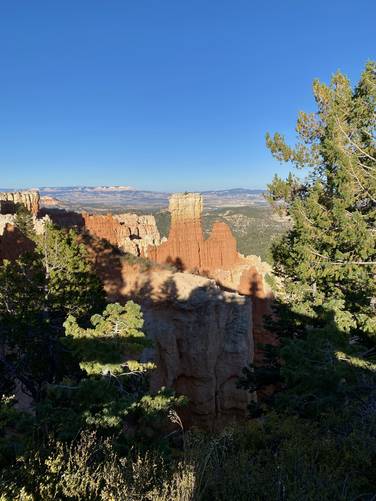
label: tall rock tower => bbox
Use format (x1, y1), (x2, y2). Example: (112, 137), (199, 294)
(148, 193), (206, 269)
(148, 192), (241, 271)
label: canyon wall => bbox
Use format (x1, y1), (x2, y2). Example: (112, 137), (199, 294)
(0, 189), (270, 427)
(0, 191), (40, 216)
(80, 213), (161, 257)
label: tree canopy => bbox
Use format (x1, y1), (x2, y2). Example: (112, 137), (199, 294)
(266, 61), (376, 342)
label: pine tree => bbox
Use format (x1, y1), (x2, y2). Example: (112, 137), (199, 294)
(63, 301), (153, 377)
(36, 223), (105, 318)
(266, 61), (376, 342)
(0, 224), (105, 401)
(14, 204), (35, 239)
(245, 62), (376, 417)
(36, 302), (183, 440)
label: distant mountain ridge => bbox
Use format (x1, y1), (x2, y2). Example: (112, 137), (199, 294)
(1, 186), (267, 211)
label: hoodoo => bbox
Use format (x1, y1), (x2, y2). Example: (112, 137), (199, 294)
(148, 193), (242, 271)
(121, 269), (255, 428)
(147, 192), (275, 363)
(148, 193), (204, 268)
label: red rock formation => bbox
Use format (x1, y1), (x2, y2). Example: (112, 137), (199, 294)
(148, 194), (241, 271)
(147, 193), (278, 365)
(80, 239), (256, 429)
(147, 193), (266, 277)
(82, 214), (120, 247)
(82, 213), (161, 256)
(92, 256), (255, 429)
(148, 193), (204, 269)
(203, 221), (240, 270)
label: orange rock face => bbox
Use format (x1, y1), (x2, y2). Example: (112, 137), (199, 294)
(148, 194), (242, 272)
(148, 193), (259, 275)
(148, 193), (278, 364)
(203, 221), (240, 270)
(148, 193), (204, 269)
(82, 214), (121, 247)
(81, 213), (161, 257)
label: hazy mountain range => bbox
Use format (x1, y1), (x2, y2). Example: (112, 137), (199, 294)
(1, 186), (267, 211)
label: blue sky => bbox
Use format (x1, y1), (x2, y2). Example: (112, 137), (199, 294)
(0, 1), (374, 191)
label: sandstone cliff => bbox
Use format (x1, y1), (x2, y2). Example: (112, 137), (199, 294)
(82, 213), (161, 256)
(0, 191), (40, 215)
(77, 234), (255, 429)
(96, 254), (254, 428)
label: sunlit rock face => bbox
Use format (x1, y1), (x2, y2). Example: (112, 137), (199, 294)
(148, 193), (204, 269)
(0, 191), (40, 216)
(148, 193), (266, 273)
(147, 193), (276, 365)
(148, 193), (241, 271)
(202, 221), (240, 270)
(81, 213), (161, 256)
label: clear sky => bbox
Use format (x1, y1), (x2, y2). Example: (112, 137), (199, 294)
(0, 1), (374, 191)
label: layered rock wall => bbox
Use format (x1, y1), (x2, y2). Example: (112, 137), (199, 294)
(82, 213), (161, 256)
(147, 193), (271, 285)
(0, 191), (40, 215)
